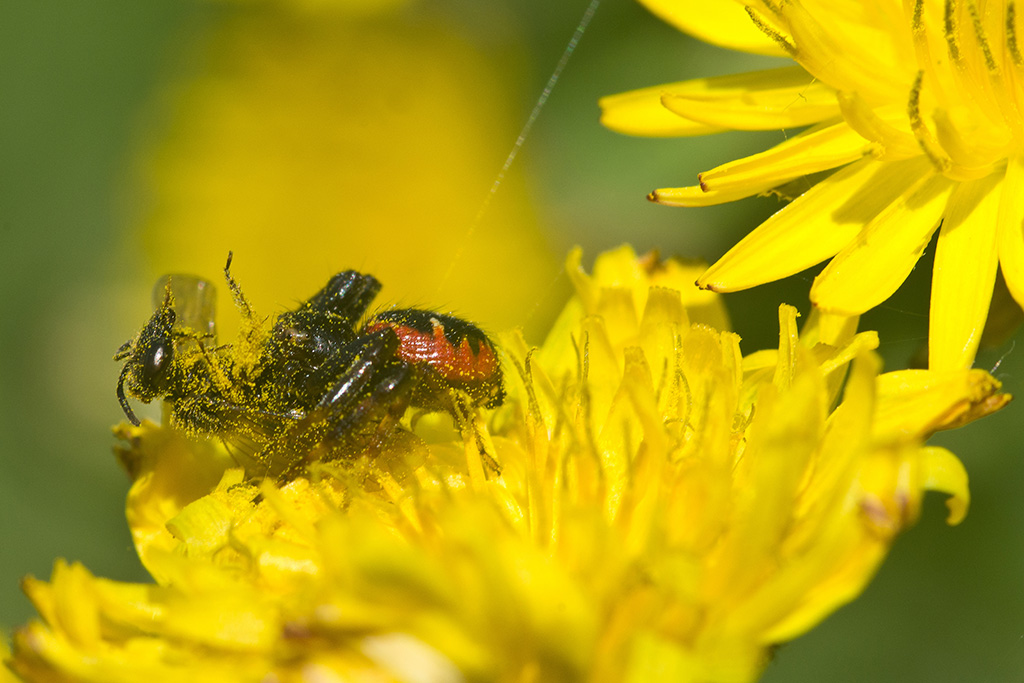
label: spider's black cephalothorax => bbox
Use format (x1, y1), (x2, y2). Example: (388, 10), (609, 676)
(115, 254), (504, 479)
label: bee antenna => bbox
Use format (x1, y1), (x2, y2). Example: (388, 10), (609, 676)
(223, 250), (255, 317)
(116, 363), (142, 426)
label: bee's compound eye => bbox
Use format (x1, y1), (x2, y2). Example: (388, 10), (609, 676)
(142, 341), (172, 385)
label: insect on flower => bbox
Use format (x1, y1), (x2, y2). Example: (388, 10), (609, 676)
(114, 254), (505, 479)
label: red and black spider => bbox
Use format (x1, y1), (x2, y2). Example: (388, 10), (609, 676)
(115, 254), (504, 479)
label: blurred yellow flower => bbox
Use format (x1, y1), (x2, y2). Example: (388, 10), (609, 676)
(601, 0), (1024, 370)
(10, 247), (1009, 682)
(0, 641), (17, 683)
(208, 0), (409, 15)
(130, 7), (559, 338)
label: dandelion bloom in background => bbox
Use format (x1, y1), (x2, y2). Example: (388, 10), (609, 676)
(601, 0), (1024, 371)
(9, 248), (1008, 682)
(131, 2), (558, 337)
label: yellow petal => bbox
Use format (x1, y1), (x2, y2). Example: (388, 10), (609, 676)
(874, 368), (1009, 438)
(811, 172), (954, 315)
(798, 308), (861, 348)
(45, 561), (102, 648)
(637, 0), (789, 57)
(919, 446), (970, 525)
(727, 353), (879, 644)
(698, 121), (872, 193)
(117, 424), (236, 583)
(649, 182), (774, 207)
(698, 157), (934, 292)
(165, 475), (254, 555)
(996, 155), (1024, 305)
(772, 0), (912, 102)
(599, 84), (726, 137)
(741, 348), (777, 373)
(772, 304), (801, 390)
(929, 173), (1003, 370)
(836, 95), (921, 160)
(652, 121), (874, 206)
(660, 67), (840, 131)
(0, 640), (19, 683)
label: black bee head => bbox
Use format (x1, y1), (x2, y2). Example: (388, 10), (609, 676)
(115, 300), (177, 426)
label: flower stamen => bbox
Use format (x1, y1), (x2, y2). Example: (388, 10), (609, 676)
(745, 6), (797, 56)
(908, 71), (954, 172)
(1008, 1), (1023, 66)
(945, 0), (963, 63)
(967, 0), (998, 72)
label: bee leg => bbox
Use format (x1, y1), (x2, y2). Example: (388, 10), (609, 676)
(322, 362), (418, 448)
(315, 327), (419, 449)
(265, 329), (420, 479)
(171, 394), (237, 436)
(305, 270), (382, 325)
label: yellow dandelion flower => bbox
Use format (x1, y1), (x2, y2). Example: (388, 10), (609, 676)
(9, 248), (1009, 682)
(601, 0), (1024, 370)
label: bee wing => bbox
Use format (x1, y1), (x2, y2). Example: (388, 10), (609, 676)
(187, 397), (305, 479)
(153, 274), (218, 337)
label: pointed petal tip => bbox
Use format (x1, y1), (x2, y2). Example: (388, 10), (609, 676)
(649, 189), (685, 205)
(694, 273), (723, 292)
(809, 289), (871, 317)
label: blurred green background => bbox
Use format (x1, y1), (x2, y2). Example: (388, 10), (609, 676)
(1, 1), (1022, 680)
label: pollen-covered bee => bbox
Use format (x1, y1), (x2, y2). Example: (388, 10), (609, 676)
(115, 254), (504, 479)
